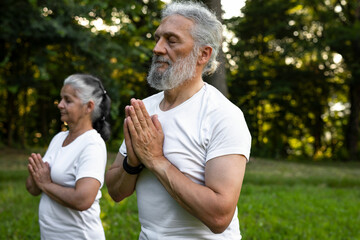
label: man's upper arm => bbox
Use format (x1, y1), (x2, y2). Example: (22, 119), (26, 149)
(205, 154), (247, 206)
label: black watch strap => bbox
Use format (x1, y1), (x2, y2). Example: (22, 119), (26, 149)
(122, 156), (144, 175)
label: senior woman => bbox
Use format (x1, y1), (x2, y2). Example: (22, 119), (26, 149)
(26, 74), (111, 240)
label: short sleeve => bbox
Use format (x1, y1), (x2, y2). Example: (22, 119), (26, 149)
(206, 108), (251, 162)
(75, 142), (107, 187)
(42, 131), (68, 165)
(119, 140), (127, 156)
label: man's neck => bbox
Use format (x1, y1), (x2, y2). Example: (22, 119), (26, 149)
(160, 76), (204, 111)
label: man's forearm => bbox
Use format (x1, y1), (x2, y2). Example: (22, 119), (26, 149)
(105, 159), (138, 202)
(150, 158), (240, 234)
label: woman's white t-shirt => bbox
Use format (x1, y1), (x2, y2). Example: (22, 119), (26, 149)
(120, 83), (251, 240)
(39, 129), (106, 240)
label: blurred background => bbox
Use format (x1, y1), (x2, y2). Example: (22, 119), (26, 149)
(1, 1), (359, 239)
(0, 0), (359, 160)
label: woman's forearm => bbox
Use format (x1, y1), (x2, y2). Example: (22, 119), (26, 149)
(26, 175), (42, 196)
(40, 178), (101, 211)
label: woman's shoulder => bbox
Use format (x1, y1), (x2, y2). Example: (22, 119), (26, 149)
(45, 131), (68, 152)
(50, 131), (68, 142)
(80, 129), (104, 143)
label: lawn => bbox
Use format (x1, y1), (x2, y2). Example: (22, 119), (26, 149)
(0, 148), (359, 239)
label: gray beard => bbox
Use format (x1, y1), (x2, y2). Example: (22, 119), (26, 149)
(147, 49), (198, 91)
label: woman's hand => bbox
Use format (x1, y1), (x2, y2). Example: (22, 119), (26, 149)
(28, 153), (52, 191)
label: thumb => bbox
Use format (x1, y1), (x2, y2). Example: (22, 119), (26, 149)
(151, 114), (163, 132)
(123, 117), (132, 143)
(45, 162), (50, 169)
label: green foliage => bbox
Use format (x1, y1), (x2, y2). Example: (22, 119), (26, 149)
(0, 0), (164, 150)
(225, 0), (358, 160)
(1, 0), (359, 160)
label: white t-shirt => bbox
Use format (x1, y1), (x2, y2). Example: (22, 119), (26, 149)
(120, 83), (251, 240)
(39, 129), (106, 240)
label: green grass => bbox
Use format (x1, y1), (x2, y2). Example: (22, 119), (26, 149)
(240, 159), (360, 240)
(0, 149), (359, 239)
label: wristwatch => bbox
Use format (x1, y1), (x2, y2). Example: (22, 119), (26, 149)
(122, 156), (144, 175)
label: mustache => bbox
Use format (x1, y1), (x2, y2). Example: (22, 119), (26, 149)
(152, 55), (172, 66)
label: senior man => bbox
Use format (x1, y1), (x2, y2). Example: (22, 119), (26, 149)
(106, 1), (251, 239)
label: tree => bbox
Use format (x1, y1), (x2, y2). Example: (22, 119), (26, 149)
(201, 0), (229, 96)
(226, 0), (348, 160)
(310, 0), (360, 160)
(0, 0), (164, 149)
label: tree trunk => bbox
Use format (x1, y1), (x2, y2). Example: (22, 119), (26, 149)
(6, 91), (16, 147)
(20, 89), (28, 148)
(201, 0), (229, 97)
(313, 102), (323, 157)
(345, 1), (360, 161)
(346, 82), (360, 160)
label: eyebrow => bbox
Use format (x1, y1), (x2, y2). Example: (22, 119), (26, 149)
(60, 92), (75, 99)
(154, 31), (181, 40)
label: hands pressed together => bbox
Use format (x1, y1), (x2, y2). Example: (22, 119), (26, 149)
(123, 99), (166, 170)
(27, 153), (51, 191)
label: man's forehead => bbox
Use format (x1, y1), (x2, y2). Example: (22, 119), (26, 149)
(156, 14), (194, 35)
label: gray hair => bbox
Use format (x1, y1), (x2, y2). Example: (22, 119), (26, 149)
(162, 1), (223, 75)
(64, 74), (103, 121)
(63, 74), (111, 141)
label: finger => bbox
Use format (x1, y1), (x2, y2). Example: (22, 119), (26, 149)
(31, 153), (42, 169)
(123, 117), (132, 146)
(152, 114), (163, 134)
(37, 154), (47, 168)
(124, 118), (137, 160)
(124, 105), (133, 136)
(125, 116), (138, 139)
(131, 99), (148, 129)
(138, 100), (154, 129)
(29, 153), (37, 162)
(45, 162), (50, 170)
(36, 153), (43, 162)
(125, 105), (131, 118)
(128, 105), (143, 135)
(28, 157), (38, 171)
(28, 164), (35, 175)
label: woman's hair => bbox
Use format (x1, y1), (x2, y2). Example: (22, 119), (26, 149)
(64, 74), (111, 141)
(161, 1), (223, 76)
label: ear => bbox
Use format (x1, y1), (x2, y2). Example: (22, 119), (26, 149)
(198, 46), (212, 65)
(86, 100), (95, 114)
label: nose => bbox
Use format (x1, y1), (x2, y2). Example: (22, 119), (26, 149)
(153, 38), (166, 56)
(57, 99), (64, 109)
